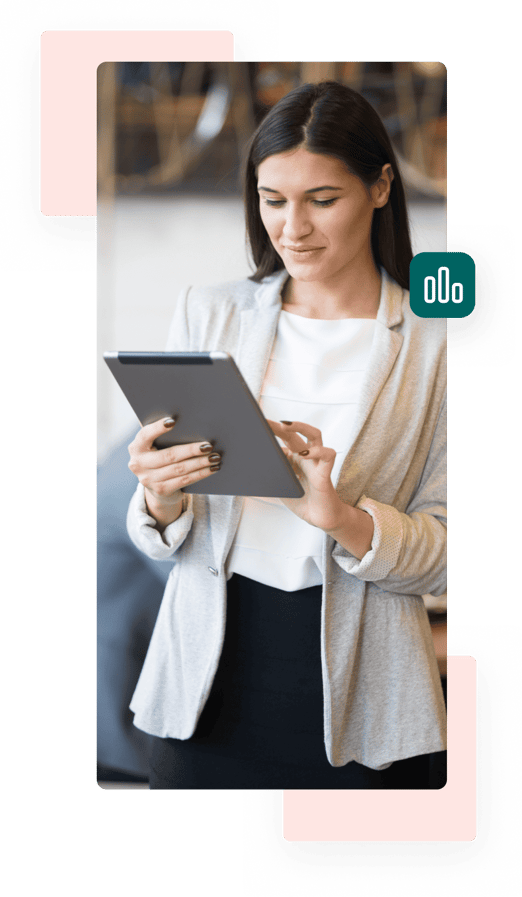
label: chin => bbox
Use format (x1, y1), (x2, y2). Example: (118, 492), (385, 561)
(289, 271), (320, 283)
(284, 259), (325, 281)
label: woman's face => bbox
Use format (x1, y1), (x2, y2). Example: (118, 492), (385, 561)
(257, 147), (386, 287)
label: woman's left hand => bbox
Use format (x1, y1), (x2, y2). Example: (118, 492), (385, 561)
(267, 420), (374, 559)
(267, 420), (345, 531)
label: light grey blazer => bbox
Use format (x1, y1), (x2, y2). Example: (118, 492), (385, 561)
(127, 269), (447, 769)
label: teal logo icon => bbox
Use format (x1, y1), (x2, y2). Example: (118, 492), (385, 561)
(410, 252), (475, 318)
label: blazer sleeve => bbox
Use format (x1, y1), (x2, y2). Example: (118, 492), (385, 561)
(127, 483), (194, 560)
(126, 286), (196, 561)
(331, 396), (447, 597)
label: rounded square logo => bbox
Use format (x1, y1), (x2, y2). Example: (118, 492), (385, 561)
(410, 252), (475, 318)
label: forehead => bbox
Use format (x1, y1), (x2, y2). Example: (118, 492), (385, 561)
(257, 147), (354, 188)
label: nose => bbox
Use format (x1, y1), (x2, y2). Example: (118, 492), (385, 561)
(282, 203), (313, 242)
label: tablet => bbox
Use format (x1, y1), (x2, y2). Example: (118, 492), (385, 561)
(103, 351), (304, 498)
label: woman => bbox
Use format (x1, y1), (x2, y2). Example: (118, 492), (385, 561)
(126, 81), (447, 789)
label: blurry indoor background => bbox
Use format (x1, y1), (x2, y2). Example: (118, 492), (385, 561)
(97, 61), (447, 463)
(97, 62), (447, 784)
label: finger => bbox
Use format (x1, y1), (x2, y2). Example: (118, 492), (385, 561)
(148, 461), (220, 496)
(131, 439), (216, 472)
(283, 431), (310, 455)
(267, 419), (308, 448)
(267, 421), (316, 456)
(285, 421), (324, 446)
(304, 446), (337, 467)
(130, 416), (179, 453)
(139, 451), (221, 485)
(268, 419), (324, 449)
(287, 444), (336, 470)
(280, 444), (303, 477)
(266, 419), (287, 442)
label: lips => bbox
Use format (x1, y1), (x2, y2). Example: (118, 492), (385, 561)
(283, 246), (325, 258)
(283, 246), (324, 251)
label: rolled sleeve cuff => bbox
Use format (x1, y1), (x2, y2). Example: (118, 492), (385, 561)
(127, 483), (194, 560)
(331, 495), (403, 581)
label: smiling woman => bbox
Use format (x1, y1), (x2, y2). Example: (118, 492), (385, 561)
(244, 80), (413, 290)
(257, 148), (391, 319)
(125, 81), (447, 789)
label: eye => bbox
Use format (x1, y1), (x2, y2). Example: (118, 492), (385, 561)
(260, 196), (339, 208)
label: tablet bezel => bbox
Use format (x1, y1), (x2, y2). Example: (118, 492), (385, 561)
(103, 351), (304, 498)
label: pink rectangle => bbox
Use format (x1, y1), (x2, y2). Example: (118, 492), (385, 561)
(40, 31), (234, 216)
(284, 656), (475, 841)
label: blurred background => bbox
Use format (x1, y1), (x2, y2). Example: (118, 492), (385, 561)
(97, 62), (447, 786)
(98, 60), (447, 462)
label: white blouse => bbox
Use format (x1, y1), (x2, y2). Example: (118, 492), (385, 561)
(226, 310), (377, 591)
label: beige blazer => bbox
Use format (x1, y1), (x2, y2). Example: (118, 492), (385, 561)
(127, 269), (447, 769)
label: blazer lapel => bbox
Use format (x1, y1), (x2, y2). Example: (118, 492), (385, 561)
(334, 272), (405, 489)
(236, 270), (287, 399)
(348, 321), (403, 442)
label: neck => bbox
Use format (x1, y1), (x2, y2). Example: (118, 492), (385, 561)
(283, 259), (382, 320)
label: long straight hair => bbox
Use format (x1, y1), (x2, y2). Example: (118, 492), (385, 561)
(243, 81), (413, 289)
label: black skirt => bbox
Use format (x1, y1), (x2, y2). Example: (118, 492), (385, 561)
(148, 573), (443, 789)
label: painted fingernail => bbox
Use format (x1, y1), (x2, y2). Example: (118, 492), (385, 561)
(280, 420), (293, 425)
(208, 453), (221, 463)
(210, 464), (221, 472)
(199, 443), (213, 453)
(299, 450), (310, 456)
(163, 417), (176, 428)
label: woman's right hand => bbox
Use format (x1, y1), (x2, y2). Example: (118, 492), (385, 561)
(128, 417), (221, 530)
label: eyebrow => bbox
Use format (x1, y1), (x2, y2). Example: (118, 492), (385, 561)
(257, 185), (343, 194)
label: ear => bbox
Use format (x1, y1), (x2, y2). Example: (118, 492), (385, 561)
(371, 163), (394, 208)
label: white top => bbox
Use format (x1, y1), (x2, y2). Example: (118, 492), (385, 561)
(226, 310), (377, 590)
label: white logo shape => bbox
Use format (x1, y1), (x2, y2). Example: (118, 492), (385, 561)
(424, 266), (463, 304)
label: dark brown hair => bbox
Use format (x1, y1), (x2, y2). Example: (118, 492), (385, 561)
(243, 81), (413, 289)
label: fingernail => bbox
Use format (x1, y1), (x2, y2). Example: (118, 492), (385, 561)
(199, 443), (213, 453)
(163, 418), (176, 428)
(280, 420), (293, 425)
(208, 453), (221, 463)
(210, 464), (221, 472)
(299, 450), (309, 456)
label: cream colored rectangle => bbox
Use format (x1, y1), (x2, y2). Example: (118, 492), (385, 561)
(283, 656), (475, 841)
(40, 31), (233, 215)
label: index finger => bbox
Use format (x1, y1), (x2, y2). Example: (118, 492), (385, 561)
(131, 416), (177, 452)
(267, 419), (323, 448)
